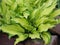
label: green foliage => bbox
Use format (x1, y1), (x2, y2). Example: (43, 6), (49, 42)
(1, 24), (25, 34)
(41, 32), (51, 44)
(29, 30), (40, 39)
(38, 24), (54, 32)
(0, 0), (60, 45)
(12, 17), (36, 31)
(58, 0), (60, 8)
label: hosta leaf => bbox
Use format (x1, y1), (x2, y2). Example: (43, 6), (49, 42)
(40, 0), (57, 16)
(16, 0), (24, 6)
(41, 32), (51, 44)
(29, 8), (41, 21)
(45, 19), (59, 25)
(43, 0), (56, 8)
(29, 31), (40, 39)
(12, 18), (35, 31)
(34, 17), (48, 27)
(3, 0), (12, 6)
(0, 24), (25, 35)
(11, 2), (17, 11)
(38, 24), (54, 32)
(4, 10), (11, 24)
(1, 1), (7, 15)
(24, 0), (33, 11)
(8, 34), (14, 39)
(34, 0), (40, 5)
(14, 34), (28, 45)
(50, 9), (60, 18)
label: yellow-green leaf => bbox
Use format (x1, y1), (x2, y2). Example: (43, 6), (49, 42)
(41, 32), (51, 44)
(1, 24), (25, 35)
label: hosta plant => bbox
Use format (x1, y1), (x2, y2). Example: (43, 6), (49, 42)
(0, 0), (60, 45)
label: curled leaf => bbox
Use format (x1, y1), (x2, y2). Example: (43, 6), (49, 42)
(14, 34), (28, 45)
(41, 32), (51, 44)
